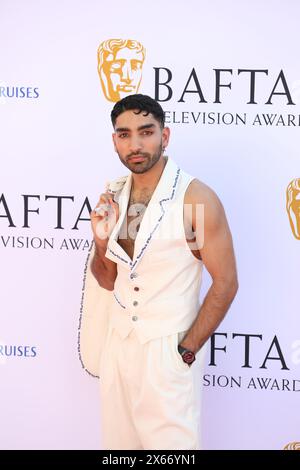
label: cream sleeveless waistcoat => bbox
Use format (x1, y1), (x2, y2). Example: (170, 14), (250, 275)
(79, 157), (203, 376)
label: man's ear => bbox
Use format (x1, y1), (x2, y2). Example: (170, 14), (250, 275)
(162, 126), (170, 150)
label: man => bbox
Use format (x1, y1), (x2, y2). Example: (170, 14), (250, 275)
(97, 39), (145, 102)
(84, 94), (238, 450)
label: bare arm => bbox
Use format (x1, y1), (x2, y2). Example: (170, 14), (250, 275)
(90, 193), (119, 291)
(181, 180), (238, 353)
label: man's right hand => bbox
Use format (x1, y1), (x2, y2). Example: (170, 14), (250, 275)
(91, 193), (120, 249)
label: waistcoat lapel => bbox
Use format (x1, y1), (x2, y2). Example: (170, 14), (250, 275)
(131, 157), (181, 272)
(106, 158), (181, 272)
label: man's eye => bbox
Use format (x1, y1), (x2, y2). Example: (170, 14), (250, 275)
(142, 131), (153, 136)
(119, 133), (128, 138)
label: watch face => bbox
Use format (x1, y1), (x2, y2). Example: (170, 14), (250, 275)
(182, 350), (195, 365)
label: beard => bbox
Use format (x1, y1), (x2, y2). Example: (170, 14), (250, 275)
(117, 142), (163, 174)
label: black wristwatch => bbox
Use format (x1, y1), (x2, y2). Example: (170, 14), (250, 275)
(178, 345), (196, 366)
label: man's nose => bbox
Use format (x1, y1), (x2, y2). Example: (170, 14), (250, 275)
(129, 136), (142, 153)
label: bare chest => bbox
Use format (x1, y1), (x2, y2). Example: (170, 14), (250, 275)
(117, 190), (151, 261)
(117, 193), (201, 261)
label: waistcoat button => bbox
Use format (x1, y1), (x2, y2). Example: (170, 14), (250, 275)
(133, 301), (138, 306)
(134, 287), (139, 291)
(130, 272), (138, 280)
(132, 315), (138, 321)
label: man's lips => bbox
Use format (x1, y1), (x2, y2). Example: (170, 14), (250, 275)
(128, 155), (146, 162)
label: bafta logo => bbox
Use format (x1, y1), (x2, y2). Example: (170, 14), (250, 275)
(97, 39), (146, 102)
(286, 178), (300, 240)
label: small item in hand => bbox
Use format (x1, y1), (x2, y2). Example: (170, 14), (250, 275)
(94, 175), (127, 216)
(94, 203), (111, 216)
(177, 345), (196, 366)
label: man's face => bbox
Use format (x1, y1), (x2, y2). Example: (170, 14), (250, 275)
(112, 110), (170, 174)
(100, 47), (144, 102)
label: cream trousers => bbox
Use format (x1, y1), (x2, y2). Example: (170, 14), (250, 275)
(98, 325), (206, 450)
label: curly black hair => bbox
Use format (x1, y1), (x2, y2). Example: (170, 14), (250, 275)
(111, 94), (165, 129)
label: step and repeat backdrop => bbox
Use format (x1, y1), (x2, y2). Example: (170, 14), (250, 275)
(0, 0), (299, 450)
